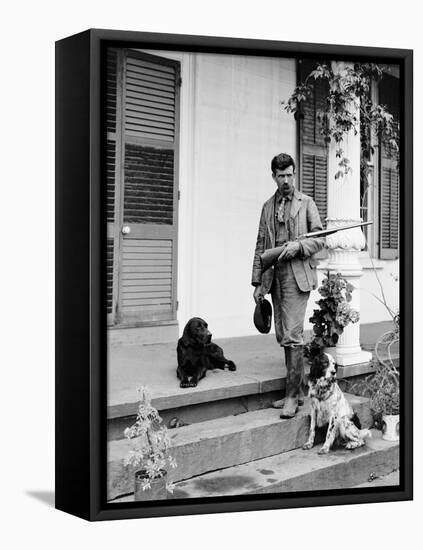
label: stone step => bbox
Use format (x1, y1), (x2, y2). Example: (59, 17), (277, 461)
(352, 469), (400, 488)
(108, 359), (286, 421)
(108, 326), (390, 424)
(108, 389), (283, 441)
(107, 393), (371, 500)
(107, 339), (289, 441)
(108, 354), (381, 424)
(171, 429), (399, 499)
(107, 328), (391, 439)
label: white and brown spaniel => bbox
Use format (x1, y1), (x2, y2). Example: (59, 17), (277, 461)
(303, 349), (371, 454)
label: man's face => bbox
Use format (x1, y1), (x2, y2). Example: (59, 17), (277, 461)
(272, 166), (295, 197)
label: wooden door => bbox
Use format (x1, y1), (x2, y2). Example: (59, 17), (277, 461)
(106, 48), (181, 326)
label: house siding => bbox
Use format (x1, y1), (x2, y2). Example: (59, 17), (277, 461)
(177, 53), (297, 338)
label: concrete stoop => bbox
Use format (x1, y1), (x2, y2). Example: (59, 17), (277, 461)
(108, 324), (396, 429)
(107, 393), (373, 501)
(171, 430), (399, 498)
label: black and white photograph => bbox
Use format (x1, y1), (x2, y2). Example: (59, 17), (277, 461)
(105, 43), (404, 504)
(4, 0), (421, 544)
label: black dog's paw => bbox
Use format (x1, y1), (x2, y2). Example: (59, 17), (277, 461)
(180, 380), (191, 388)
(227, 361), (237, 371)
(189, 380), (198, 387)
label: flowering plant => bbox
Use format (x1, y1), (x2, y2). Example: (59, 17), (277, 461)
(308, 272), (360, 349)
(124, 386), (177, 493)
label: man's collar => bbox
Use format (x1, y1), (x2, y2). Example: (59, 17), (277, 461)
(276, 187), (297, 201)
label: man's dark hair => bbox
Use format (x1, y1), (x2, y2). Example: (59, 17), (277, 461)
(271, 153), (295, 174)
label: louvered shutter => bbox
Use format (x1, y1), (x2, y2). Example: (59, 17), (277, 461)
(379, 74), (400, 260)
(119, 50), (180, 324)
(106, 48), (120, 323)
(299, 59), (328, 224)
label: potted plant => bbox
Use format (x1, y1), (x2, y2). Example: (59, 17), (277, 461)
(307, 271), (360, 359)
(368, 313), (400, 441)
(124, 386), (177, 501)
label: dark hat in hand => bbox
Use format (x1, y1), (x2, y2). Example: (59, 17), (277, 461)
(253, 298), (272, 334)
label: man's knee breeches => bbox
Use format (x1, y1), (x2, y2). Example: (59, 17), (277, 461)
(270, 262), (310, 347)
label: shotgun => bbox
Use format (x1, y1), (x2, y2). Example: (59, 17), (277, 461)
(259, 221), (373, 273)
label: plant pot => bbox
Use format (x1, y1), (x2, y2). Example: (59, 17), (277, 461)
(381, 414), (399, 441)
(323, 346), (337, 361)
(134, 469), (168, 501)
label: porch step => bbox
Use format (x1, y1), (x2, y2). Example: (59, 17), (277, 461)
(108, 323), (397, 423)
(107, 393), (371, 500)
(107, 334), (287, 421)
(107, 329), (389, 438)
(171, 429), (399, 498)
(107, 335), (290, 441)
(108, 389), (284, 441)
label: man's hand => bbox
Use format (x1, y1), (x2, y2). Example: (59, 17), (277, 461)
(253, 285), (264, 304)
(277, 241), (301, 262)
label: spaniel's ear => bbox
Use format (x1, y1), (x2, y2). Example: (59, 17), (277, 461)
(181, 320), (193, 346)
(309, 352), (327, 382)
(309, 361), (321, 382)
(308, 342), (322, 358)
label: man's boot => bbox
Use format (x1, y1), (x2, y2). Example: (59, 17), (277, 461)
(280, 345), (304, 419)
(272, 346), (291, 409)
(272, 345), (305, 409)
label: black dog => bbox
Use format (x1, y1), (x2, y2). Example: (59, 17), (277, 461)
(176, 317), (236, 388)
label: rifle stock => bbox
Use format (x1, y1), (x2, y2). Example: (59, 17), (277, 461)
(260, 246), (287, 272)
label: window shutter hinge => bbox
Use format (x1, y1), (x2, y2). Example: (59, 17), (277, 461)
(176, 301), (179, 311)
(178, 190), (181, 200)
(177, 76), (182, 87)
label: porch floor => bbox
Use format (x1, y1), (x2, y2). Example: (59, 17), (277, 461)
(108, 321), (397, 419)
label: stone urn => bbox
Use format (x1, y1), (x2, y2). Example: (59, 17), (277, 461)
(381, 414), (399, 441)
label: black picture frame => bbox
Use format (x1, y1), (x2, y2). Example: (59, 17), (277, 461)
(55, 28), (413, 521)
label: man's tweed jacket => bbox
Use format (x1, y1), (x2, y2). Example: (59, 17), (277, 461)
(251, 188), (326, 294)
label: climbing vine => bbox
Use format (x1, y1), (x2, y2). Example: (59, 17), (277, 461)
(282, 62), (399, 180)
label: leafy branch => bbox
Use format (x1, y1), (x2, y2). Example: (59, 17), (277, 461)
(282, 62), (399, 180)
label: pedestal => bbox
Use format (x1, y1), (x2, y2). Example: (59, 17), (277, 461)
(325, 237), (372, 366)
(325, 62), (372, 368)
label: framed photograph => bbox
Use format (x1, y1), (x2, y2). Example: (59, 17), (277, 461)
(55, 29), (413, 521)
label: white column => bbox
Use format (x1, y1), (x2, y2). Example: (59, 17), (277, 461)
(325, 62), (372, 367)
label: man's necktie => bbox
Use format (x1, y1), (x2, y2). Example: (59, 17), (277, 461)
(277, 198), (286, 223)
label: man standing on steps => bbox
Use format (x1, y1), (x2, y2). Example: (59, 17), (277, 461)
(251, 153), (325, 419)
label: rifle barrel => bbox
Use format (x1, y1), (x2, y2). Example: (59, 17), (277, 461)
(300, 220), (373, 239)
